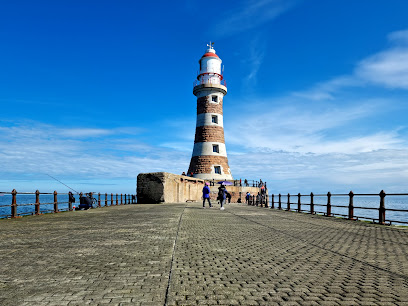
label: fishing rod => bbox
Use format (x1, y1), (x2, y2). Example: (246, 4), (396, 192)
(46, 174), (79, 194)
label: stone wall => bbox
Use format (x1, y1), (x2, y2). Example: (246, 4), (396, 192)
(197, 96), (223, 114)
(194, 126), (225, 143)
(188, 156), (231, 177)
(137, 172), (205, 204)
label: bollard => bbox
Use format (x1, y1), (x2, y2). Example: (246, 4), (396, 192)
(53, 191), (59, 213)
(116, 194), (118, 205)
(287, 193), (290, 211)
(124, 194), (127, 205)
(35, 190), (41, 215)
(11, 189), (17, 218)
(271, 194), (274, 209)
(379, 190), (386, 225)
(297, 193), (301, 212)
(105, 193), (108, 206)
(278, 194), (282, 210)
(111, 193), (113, 206)
(121, 194), (123, 205)
(327, 192), (331, 217)
(98, 193), (101, 207)
(348, 191), (355, 220)
(310, 192), (314, 214)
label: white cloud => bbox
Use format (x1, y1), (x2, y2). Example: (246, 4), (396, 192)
(213, 0), (298, 37)
(293, 29), (408, 100)
(355, 47), (408, 89)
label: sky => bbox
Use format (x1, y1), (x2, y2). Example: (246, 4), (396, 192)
(1, 0), (408, 194)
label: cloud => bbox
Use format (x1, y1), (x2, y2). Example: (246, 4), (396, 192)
(0, 121), (190, 184)
(213, 0), (298, 38)
(355, 47), (408, 89)
(293, 29), (408, 100)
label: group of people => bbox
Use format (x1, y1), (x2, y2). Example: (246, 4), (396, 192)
(202, 182), (231, 210)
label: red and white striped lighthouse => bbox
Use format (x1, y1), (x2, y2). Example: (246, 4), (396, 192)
(187, 43), (233, 180)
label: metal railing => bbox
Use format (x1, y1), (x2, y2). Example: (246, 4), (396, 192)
(265, 191), (408, 226)
(207, 179), (266, 187)
(0, 189), (136, 219)
(193, 78), (227, 87)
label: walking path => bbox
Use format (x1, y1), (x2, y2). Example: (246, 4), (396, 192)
(1, 203), (408, 305)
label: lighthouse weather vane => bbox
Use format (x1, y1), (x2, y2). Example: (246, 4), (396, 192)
(207, 41), (214, 48)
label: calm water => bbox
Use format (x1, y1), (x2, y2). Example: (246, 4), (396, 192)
(269, 195), (408, 226)
(0, 194), (78, 218)
(0, 193), (129, 218)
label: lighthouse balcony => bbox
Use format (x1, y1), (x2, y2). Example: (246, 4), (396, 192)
(194, 78), (227, 87)
(193, 79), (227, 96)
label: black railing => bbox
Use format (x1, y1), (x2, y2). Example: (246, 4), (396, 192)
(0, 190), (136, 219)
(266, 191), (408, 225)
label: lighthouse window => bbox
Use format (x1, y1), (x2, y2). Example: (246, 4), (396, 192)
(212, 95), (218, 102)
(213, 145), (219, 153)
(214, 166), (221, 174)
(212, 115), (218, 124)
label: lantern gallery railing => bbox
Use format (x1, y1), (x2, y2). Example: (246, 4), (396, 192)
(0, 190), (136, 219)
(262, 191), (408, 226)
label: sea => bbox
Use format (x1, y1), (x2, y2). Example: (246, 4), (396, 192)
(0, 193), (407, 226)
(270, 194), (408, 226)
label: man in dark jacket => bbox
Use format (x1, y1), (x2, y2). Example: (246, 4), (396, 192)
(218, 184), (227, 210)
(202, 182), (212, 208)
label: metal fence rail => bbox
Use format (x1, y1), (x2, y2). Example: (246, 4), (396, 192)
(0, 189), (137, 219)
(263, 191), (408, 225)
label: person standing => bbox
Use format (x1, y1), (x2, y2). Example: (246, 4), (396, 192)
(246, 192), (250, 204)
(202, 182), (212, 208)
(218, 184), (227, 210)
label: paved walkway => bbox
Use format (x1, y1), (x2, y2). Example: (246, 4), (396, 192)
(1, 203), (408, 305)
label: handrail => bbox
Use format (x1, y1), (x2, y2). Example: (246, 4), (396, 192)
(264, 190), (408, 226)
(0, 190), (137, 219)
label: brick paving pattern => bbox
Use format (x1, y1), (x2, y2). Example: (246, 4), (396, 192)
(1, 203), (408, 305)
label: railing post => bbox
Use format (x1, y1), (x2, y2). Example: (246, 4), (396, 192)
(327, 192), (331, 217)
(287, 193), (290, 211)
(297, 193), (301, 212)
(121, 194), (123, 205)
(124, 194), (127, 205)
(348, 191), (354, 220)
(271, 194), (274, 209)
(98, 193), (101, 207)
(278, 194), (282, 210)
(54, 191), (59, 213)
(11, 189), (17, 218)
(111, 193), (113, 206)
(379, 190), (386, 225)
(116, 194), (118, 205)
(310, 192), (314, 214)
(35, 190), (40, 215)
(105, 193), (108, 206)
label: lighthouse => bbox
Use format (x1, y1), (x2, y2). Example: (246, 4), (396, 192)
(187, 43), (233, 180)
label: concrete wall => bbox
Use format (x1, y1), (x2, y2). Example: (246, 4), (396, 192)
(137, 172), (205, 204)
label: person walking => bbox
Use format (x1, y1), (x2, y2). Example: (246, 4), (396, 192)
(218, 184), (227, 210)
(202, 182), (212, 208)
(246, 192), (250, 204)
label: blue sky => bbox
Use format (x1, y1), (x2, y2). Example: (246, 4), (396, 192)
(1, 0), (408, 194)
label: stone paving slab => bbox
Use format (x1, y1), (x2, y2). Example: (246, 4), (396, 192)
(1, 203), (408, 305)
